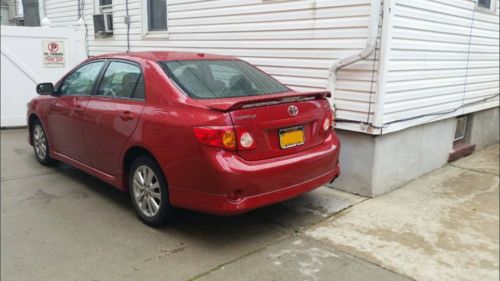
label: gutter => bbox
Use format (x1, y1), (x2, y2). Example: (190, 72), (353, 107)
(327, 0), (383, 112)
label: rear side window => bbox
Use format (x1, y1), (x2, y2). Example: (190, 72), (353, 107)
(96, 61), (144, 100)
(132, 74), (145, 100)
(59, 61), (105, 96)
(159, 60), (289, 99)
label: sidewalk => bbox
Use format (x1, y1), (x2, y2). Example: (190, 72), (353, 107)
(306, 145), (499, 281)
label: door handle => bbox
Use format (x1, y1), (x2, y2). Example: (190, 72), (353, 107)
(120, 111), (134, 121)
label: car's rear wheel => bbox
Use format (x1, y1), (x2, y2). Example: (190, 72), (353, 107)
(32, 120), (57, 166)
(129, 156), (173, 227)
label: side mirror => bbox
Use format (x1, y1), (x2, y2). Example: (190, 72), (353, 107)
(36, 83), (55, 95)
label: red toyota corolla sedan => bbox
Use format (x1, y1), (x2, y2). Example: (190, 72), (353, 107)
(27, 51), (340, 226)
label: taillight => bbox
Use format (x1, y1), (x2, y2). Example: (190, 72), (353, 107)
(193, 126), (236, 150)
(323, 117), (331, 131)
(322, 109), (334, 132)
(193, 126), (256, 150)
(235, 127), (257, 150)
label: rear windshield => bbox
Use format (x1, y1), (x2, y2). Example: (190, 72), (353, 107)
(159, 60), (289, 99)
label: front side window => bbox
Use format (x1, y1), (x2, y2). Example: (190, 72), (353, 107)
(159, 60), (289, 99)
(147, 0), (167, 31)
(59, 61), (105, 96)
(96, 61), (144, 100)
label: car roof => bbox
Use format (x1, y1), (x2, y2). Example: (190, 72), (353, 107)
(92, 51), (238, 62)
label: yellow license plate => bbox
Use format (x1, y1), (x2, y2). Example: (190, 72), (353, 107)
(279, 126), (305, 149)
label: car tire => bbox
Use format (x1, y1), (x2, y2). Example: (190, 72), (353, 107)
(129, 156), (174, 227)
(31, 120), (57, 166)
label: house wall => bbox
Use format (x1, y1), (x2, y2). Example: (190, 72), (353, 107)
(378, 0), (500, 134)
(43, 0), (380, 132)
(333, 117), (456, 197)
(331, 0), (499, 196)
(465, 107), (500, 149)
(44, 0), (79, 28)
(333, 105), (499, 197)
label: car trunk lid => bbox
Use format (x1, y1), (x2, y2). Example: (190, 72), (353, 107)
(195, 91), (332, 161)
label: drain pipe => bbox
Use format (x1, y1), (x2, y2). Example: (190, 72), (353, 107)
(327, 0), (383, 104)
(125, 0), (131, 52)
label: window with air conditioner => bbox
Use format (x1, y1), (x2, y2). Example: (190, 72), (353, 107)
(93, 0), (113, 37)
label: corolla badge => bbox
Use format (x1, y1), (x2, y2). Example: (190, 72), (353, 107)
(288, 105), (299, 116)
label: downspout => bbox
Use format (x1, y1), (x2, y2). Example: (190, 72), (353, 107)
(125, 0), (131, 52)
(327, 0), (383, 115)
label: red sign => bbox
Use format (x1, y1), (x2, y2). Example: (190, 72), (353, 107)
(48, 42), (59, 52)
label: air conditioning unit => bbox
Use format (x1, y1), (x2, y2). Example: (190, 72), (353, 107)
(93, 13), (113, 36)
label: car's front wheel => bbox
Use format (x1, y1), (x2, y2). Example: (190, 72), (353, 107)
(32, 120), (57, 165)
(129, 156), (174, 227)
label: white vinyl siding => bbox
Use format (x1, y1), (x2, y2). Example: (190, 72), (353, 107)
(42, 0), (499, 134)
(44, 0), (377, 131)
(380, 0), (500, 133)
(44, 0), (80, 28)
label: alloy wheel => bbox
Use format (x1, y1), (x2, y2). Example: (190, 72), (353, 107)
(132, 165), (162, 217)
(33, 124), (47, 160)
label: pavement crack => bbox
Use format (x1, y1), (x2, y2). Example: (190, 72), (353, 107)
(306, 236), (417, 281)
(449, 163), (499, 176)
(301, 197), (370, 232)
(1, 171), (60, 182)
(186, 234), (291, 281)
(260, 217), (290, 232)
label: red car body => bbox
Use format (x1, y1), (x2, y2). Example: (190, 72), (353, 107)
(27, 52), (340, 215)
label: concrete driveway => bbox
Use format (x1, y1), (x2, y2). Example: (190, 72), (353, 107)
(0, 129), (408, 281)
(1, 128), (498, 281)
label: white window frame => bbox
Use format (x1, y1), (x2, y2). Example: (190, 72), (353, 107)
(141, 0), (169, 39)
(95, 0), (113, 13)
(93, 0), (114, 39)
(476, 0), (497, 14)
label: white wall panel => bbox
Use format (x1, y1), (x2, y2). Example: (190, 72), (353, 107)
(381, 0), (500, 133)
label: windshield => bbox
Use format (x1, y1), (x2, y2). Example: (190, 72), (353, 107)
(159, 60), (289, 99)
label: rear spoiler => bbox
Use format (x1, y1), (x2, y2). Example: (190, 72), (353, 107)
(204, 91), (331, 111)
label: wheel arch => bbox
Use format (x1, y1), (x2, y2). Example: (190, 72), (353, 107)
(27, 113), (41, 145)
(122, 145), (165, 191)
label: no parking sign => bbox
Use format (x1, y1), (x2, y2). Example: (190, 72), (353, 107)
(42, 40), (65, 67)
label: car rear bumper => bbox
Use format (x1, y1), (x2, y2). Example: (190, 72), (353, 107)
(168, 131), (341, 215)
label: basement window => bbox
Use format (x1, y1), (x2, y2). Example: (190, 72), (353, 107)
(449, 115), (476, 162)
(454, 116), (468, 142)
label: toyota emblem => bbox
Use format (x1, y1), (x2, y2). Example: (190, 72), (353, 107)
(288, 105), (299, 116)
